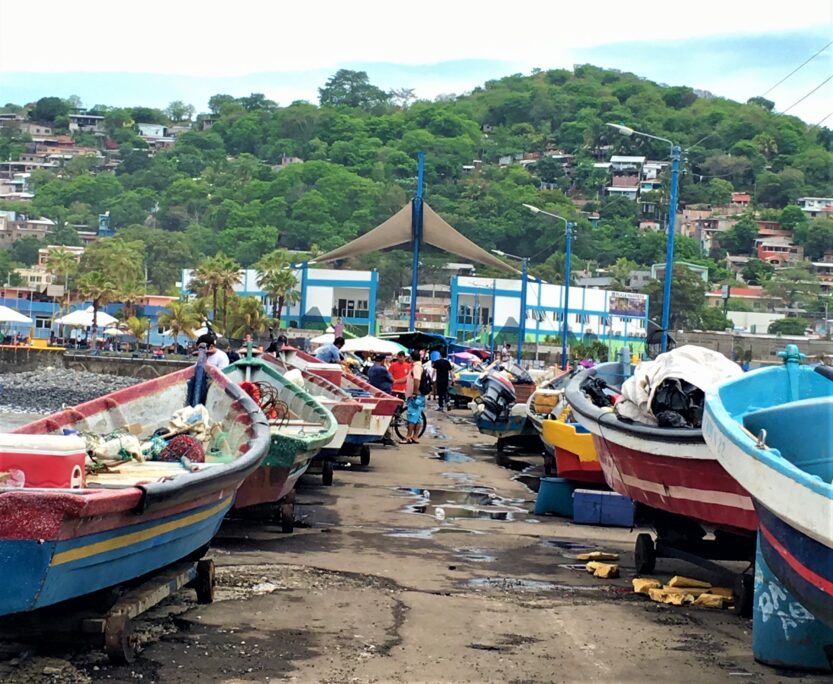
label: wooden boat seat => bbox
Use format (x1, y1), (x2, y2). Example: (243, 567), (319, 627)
(86, 460), (222, 487)
(743, 396), (833, 481)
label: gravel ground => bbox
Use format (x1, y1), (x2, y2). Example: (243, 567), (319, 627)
(0, 368), (140, 414)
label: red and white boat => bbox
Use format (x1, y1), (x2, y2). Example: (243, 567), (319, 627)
(270, 348), (401, 446)
(564, 354), (756, 536)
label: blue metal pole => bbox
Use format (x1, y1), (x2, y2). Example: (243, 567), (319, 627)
(661, 145), (682, 353)
(517, 258), (527, 365)
(489, 279), (496, 357)
(409, 151), (425, 332)
(561, 222), (573, 370)
(299, 261), (308, 328)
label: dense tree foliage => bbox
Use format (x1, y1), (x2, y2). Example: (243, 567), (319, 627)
(2, 65), (831, 313)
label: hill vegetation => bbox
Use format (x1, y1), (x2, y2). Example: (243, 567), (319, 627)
(1, 65), (831, 330)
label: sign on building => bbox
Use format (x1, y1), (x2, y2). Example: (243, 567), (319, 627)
(608, 291), (648, 318)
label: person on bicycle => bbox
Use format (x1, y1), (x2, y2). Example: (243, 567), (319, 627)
(401, 350), (426, 444)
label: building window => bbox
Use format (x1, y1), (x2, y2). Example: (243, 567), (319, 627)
(35, 316), (51, 329)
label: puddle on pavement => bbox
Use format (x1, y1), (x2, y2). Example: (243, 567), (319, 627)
(383, 527), (481, 538)
(542, 538), (601, 557)
(398, 486), (529, 521)
(466, 577), (609, 592)
(431, 447), (473, 463)
(426, 424), (448, 440)
(441, 471), (481, 483)
(452, 547), (496, 563)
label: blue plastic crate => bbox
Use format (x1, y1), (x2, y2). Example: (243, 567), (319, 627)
(572, 489), (634, 527)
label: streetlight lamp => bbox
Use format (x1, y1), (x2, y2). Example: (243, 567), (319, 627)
(491, 248), (528, 365)
(606, 122), (681, 353)
(522, 204), (573, 370)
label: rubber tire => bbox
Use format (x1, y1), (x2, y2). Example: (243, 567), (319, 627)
(322, 460), (334, 486)
(393, 412), (408, 442)
(194, 558), (215, 604)
(733, 573), (754, 619)
(418, 412), (427, 438)
(280, 498), (295, 534)
(543, 454), (555, 477)
(496, 438), (505, 453)
(360, 445), (371, 466)
(104, 614), (135, 665)
(634, 533), (656, 574)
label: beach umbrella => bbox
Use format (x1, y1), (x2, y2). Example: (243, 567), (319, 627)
(0, 305), (32, 324)
(452, 351), (478, 362)
(104, 327), (127, 336)
(342, 335), (407, 355)
(310, 332), (334, 345)
(54, 306), (117, 328)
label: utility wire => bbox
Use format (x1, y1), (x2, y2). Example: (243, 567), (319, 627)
(780, 74), (833, 114)
(761, 41), (833, 97)
(816, 110), (833, 126)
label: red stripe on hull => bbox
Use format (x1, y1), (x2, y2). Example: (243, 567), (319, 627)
(593, 435), (756, 532)
(760, 524), (833, 598)
(554, 447), (605, 485)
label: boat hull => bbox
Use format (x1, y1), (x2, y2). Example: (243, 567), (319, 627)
(592, 434), (756, 533)
(542, 418), (604, 485)
(757, 503), (833, 628)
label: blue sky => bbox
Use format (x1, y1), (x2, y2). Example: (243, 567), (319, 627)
(0, 1), (830, 123)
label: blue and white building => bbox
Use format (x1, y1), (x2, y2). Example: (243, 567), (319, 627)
(180, 265), (378, 333)
(450, 276), (649, 348)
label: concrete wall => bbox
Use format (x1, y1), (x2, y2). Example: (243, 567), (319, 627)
(0, 346), (191, 378)
(0, 345), (65, 373)
(672, 330), (833, 363)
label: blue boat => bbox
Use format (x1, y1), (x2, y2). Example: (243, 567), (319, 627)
(703, 345), (833, 626)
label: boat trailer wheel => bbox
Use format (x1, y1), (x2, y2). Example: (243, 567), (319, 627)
(193, 559), (216, 604)
(104, 614), (136, 664)
(496, 437), (505, 453)
(322, 459), (334, 486)
(360, 444), (371, 467)
(634, 533), (656, 574)
(280, 491), (296, 533)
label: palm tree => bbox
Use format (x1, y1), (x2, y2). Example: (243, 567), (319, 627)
(76, 271), (117, 343)
(214, 255), (242, 334)
(117, 280), (145, 320)
(44, 247), (78, 339)
(158, 300), (199, 349)
(192, 253), (241, 329)
(228, 296), (269, 338)
(255, 249), (298, 325)
(125, 316), (150, 351)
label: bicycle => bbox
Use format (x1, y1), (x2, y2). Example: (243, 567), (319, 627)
(390, 400), (427, 442)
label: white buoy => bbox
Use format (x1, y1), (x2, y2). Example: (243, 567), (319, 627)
(435, 507), (446, 521)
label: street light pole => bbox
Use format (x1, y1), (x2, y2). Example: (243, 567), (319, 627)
(522, 204), (573, 370)
(606, 123), (680, 353)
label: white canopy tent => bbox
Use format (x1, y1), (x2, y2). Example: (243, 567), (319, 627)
(341, 335), (407, 355)
(54, 306), (118, 328)
(0, 306), (32, 325)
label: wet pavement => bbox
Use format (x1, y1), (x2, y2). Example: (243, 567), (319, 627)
(0, 405), (828, 682)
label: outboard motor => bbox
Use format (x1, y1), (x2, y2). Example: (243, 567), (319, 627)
(479, 370), (516, 423)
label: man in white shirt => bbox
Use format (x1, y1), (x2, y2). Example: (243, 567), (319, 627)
(197, 333), (230, 370)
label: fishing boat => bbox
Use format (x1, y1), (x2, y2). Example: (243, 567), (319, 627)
(273, 348), (401, 447)
(704, 345), (833, 626)
(540, 407), (605, 485)
(565, 346), (758, 580)
(261, 353), (371, 472)
(0, 358), (270, 616)
(472, 370), (540, 451)
(224, 351), (337, 523)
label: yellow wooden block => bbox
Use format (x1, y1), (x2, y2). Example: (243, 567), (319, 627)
(708, 587), (734, 599)
(586, 561), (619, 578)
(632, 578), (662, 595)
(576, 551), (620, 561)
(661, 585), (710, 598)
(692, 593), (725, 609)
(648, 588), (689, 605)
(666, 575), (712, 589)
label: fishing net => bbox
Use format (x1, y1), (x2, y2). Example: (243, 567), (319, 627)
(158, 434), (205, 463)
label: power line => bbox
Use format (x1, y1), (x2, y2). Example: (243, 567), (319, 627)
(761, 40), (833, 97)
(780, 74), (833, 115)
(817, 110), (833, 127)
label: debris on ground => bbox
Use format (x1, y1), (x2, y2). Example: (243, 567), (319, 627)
(586, 561), (619, 579)
(639, 578), (734, 609)
(632, 578), (662, 595)
(666, 575), (712, 589)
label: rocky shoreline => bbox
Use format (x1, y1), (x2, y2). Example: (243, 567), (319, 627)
(0, 367), (140, 415)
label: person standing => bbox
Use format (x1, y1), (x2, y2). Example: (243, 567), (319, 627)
(389, 351), (411, 399)
(367, 354), (394, 394)
(432, 349), (454, 411)
(402, 350), (425, 444)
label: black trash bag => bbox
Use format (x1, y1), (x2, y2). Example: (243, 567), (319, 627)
(581, 376), (613, 408)
(654, 410), (689, 428)
(651, 378), (704, 428)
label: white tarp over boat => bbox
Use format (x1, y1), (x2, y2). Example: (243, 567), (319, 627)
(616, 345), (743, 425)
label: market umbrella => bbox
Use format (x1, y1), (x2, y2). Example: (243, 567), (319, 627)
(54, 306), (118, 328)
(0, 305), (32, 324)
(451, 351), (478, 362)
(310, 332), (334, 345)
(104, 327), (127, 336)
(342, 335), (407, 355)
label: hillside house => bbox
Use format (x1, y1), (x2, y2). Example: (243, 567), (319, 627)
(610, 155), (645, 172)
(68, 113), (105, 134)
(797, 197), (833, 219)
(0, 212), (54, 243)
(756, 239), (803, 266)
